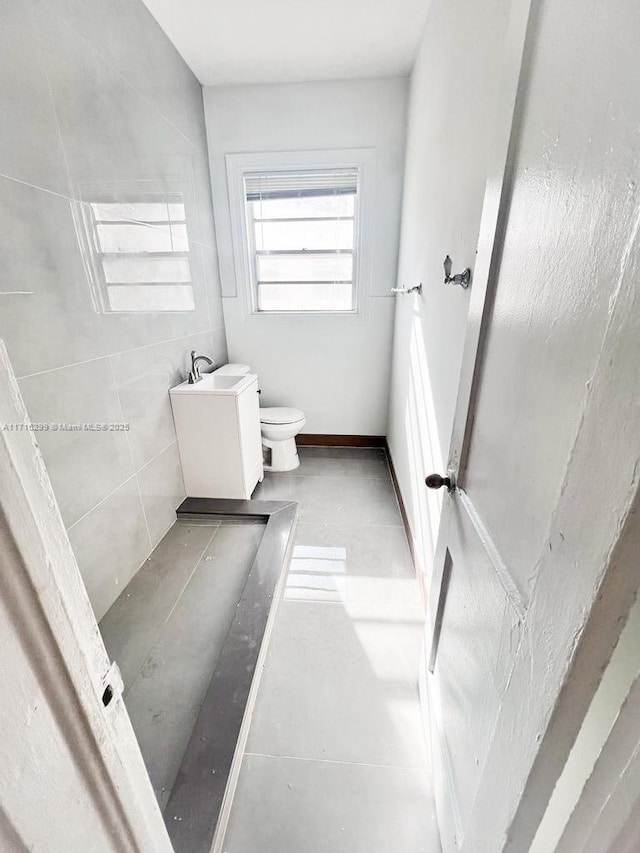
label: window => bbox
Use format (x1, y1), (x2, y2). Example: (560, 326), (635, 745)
(243, 168), (359, 313)
(78, 195), (195, 313)
(225, 151), (374, 315)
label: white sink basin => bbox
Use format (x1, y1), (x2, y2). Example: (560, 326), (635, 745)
(170, 373), (255, 396)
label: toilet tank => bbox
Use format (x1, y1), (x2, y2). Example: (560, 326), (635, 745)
(214, 363), (251, 376)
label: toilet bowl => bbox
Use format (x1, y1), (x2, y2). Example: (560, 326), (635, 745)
(260, 406), (306, 471)
(213, 364), (306, 472)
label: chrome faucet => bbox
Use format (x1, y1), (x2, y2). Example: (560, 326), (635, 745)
(188, 350), (215, 384)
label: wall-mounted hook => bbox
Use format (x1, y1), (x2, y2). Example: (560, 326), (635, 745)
(443, 255), (471, 289)
(391, 283), (423, 296)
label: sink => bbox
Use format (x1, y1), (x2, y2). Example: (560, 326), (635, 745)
(169, 370), (263, 499)
(169, 373), (254, 396)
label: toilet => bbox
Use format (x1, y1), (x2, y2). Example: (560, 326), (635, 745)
(213, 364), (306, 472)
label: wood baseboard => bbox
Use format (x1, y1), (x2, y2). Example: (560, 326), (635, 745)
(296, 434), (386, 447)
(385, 440), (425, 606)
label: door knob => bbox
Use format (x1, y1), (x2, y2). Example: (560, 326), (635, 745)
(425, 473), (453, 491)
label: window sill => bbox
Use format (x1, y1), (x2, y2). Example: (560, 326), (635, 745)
(248, 308), (364, 318)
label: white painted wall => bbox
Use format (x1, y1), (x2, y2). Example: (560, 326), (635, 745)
(204, 78), (408, 435)
(386, 0), (509, 583)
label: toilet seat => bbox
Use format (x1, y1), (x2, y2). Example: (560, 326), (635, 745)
(260, 406), (305, 426)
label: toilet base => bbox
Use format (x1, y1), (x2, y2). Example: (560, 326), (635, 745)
(262, 436), (300, 472)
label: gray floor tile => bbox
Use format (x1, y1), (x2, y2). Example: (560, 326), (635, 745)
(223, 754), (441, 853)
(294, 446), (391, 479)
(124, 695), (199, 797)
(101, 518), (264, 809)
(156, 788), (172, 813)
(125, 522), (264, 712)
(287, 523), (421, 608)
(246, 601), (428, 768)
(100, 522), (217, 689)
(68, 476), (151, 621)
(99, 454), (436, 844)
(253, 473), (402, 526)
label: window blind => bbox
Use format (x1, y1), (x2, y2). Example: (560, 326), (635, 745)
(244, 169), (358, 201)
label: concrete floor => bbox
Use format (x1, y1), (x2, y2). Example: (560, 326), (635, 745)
(221, 446), (441, 853)
(99, 517), (265, 809)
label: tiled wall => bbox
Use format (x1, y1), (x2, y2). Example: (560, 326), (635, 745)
(0, 0), (227, 620)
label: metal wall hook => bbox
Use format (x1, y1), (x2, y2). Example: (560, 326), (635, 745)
(443, 255), (471, 288)
(391, 282), (423, 296)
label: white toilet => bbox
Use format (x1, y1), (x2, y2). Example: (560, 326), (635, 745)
(214, 364), (306, 472)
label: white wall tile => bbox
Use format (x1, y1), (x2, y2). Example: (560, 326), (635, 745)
(19, 359), (134, 527)
(40, 0), (204, 143)
(67, 478), (151, 621)
(109, 332), (212, 469)
(0, 0), (69, 194)
(136, 442), (186, 549)
(0, 178), (107, 377)
(0, 0), (225, 619)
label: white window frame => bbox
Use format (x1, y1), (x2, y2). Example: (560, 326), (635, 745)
(225, 149), (375, 318)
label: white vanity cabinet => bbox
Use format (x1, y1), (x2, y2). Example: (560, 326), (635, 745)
(169, 373), (263, 499)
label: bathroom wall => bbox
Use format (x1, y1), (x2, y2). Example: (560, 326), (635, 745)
(386, 0), (509, 584)
(204, 78), (407, 435)
(0, 0), (226, 620)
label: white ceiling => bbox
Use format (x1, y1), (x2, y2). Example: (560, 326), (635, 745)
(141, 0), (429, 86)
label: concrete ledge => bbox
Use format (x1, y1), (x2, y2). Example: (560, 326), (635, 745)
(166, 497), (298, 853)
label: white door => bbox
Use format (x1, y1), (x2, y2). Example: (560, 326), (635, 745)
(424, 0), (640, 850)
(0, 342), (172, 852)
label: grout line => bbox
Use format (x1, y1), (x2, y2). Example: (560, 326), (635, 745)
(106, 355), (153, 550)
(244, 752), (429, 773)
(66, 472), (137, 533)
(0, 173), (218, 253)
(107, 354), (136, 473)
(17, 326), (226, 381)
(123, 523), (221, 698)
(33, 0), (197, 146)
(0, 171), (74, 201)
(280, 597), (425, 613)
(65, 439), (179, 534)
(30, 3), (78, 212)
(133, 472), (153, 552)
(137, 439), (177, 473)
